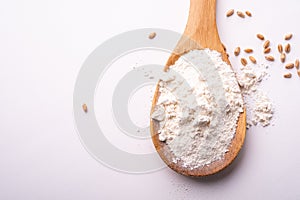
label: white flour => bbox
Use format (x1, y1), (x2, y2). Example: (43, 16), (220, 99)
(252, 92), (273, 126)
(236, 64), (274, 128)
(151, 49), (244, 169)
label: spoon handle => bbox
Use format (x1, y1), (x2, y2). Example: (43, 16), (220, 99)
(166, 0), (225, 67)
(185, 0), (223, 52)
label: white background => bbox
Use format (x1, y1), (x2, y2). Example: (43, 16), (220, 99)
(1, 0), (300, 199)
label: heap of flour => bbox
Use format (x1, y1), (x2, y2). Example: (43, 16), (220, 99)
(151, 49), (244, 169)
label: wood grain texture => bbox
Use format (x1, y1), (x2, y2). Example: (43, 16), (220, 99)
(150, 0), (246, 177)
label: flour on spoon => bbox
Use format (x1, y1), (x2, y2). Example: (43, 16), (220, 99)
(151, 49), (244, 169)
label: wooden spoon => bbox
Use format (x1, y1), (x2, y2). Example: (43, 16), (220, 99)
(150, 0), (246, 177)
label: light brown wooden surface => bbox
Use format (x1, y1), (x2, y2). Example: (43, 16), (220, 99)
(150, 0), (246, 177)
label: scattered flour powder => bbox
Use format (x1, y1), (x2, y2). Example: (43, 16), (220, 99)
(236, 64), (274, 128)
(151, 49), (244, 169)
